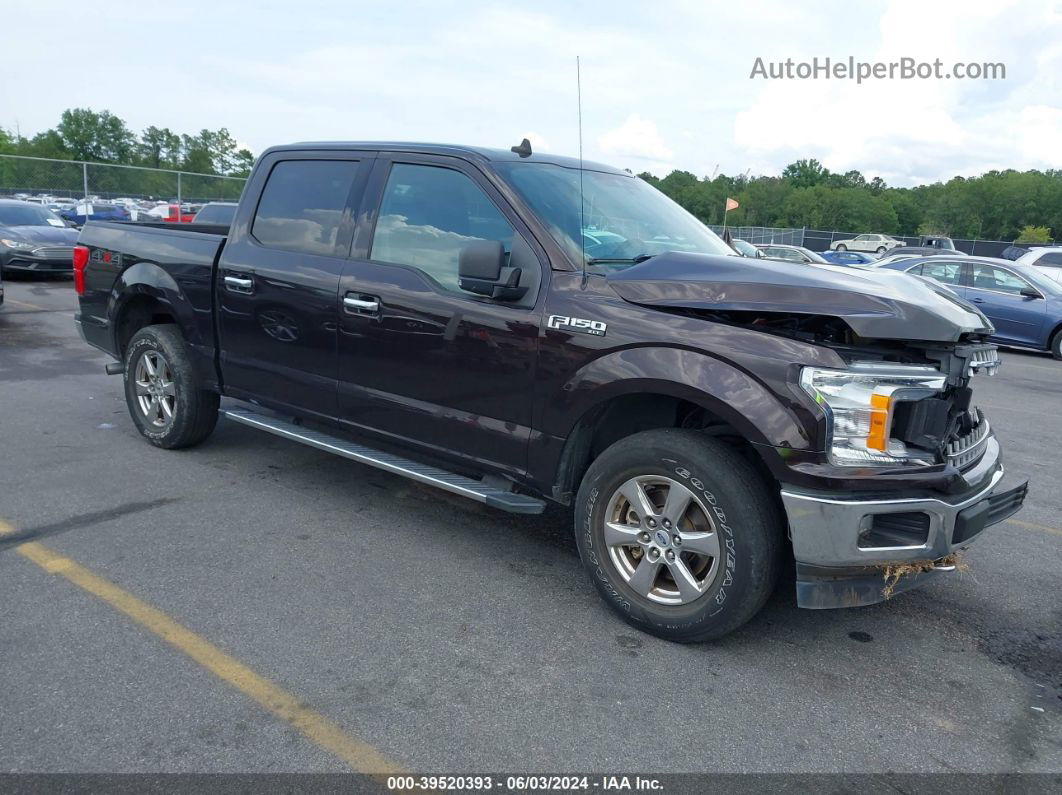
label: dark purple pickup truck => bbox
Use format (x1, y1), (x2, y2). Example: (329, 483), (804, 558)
(72, 140), (1026, 641)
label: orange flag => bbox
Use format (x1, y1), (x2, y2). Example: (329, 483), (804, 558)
(725, 197), (739, 211)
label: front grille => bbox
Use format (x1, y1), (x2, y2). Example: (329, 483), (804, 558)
(31, 246), (74, 260)
(966, 346), (1000, 376)
(946, 408), (990, 468)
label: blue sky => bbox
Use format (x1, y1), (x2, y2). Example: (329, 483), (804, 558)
(2, 0), (1059, 186)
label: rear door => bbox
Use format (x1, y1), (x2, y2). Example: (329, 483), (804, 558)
(216, 150), (372, 418)
(335, 154), (546, 474)
(964, 262), (1047, 346)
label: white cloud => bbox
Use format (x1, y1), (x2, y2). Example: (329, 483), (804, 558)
(733, 0), (1062, 185)
(597, 115), (674, 170)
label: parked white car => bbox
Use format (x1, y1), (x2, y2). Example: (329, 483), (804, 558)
(830, 234), (904, 254)
(1015, 246), (1062, 285)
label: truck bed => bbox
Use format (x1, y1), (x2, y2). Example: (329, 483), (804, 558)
(75, 220), (227, 389)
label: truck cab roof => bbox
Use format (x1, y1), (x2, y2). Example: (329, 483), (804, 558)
(277, 141), (628, 175)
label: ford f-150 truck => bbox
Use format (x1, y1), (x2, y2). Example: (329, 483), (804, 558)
(73, 141), (1027, 641)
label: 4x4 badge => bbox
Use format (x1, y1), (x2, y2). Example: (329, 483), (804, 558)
(547, 315), (607, 337)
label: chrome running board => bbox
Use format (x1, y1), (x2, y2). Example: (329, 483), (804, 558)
(221, 407), (546, 515)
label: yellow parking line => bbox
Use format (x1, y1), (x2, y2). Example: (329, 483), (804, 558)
(1006, 517), (1062, 537)
(5, 298), (49, 311)
(0, 520), (403, 774)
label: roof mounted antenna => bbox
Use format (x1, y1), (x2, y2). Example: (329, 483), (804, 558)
(576, 55), (587, 286)
(511, 138), (533, 157)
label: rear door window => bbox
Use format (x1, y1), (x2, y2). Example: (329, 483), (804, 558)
(920, 260), (964, 285)
(251, 160), (359, 256)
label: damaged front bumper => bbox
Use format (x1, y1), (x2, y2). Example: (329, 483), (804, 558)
(780, 436), (1028, 608)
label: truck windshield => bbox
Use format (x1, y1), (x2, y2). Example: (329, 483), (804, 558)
(494, 162), (733, 269)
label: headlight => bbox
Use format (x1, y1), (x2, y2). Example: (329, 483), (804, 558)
(800, 364), (946, 466)
(0, 238), (35, 249)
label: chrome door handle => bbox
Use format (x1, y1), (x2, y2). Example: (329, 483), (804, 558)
(224, 275), (254, 293)
(344, 296), (379, 312)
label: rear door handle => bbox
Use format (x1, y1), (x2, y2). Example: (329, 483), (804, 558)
(344, 293), (380, 314)
(224, 275), (254, 294)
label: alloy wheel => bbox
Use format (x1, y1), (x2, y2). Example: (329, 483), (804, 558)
(603, 475), (721, 605)
(133, 350), (177, 428)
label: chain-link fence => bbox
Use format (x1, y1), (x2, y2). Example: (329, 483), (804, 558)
(0, 154), (246, 206)
(708, 225), (804, 245)
(710, 224), (1046, 258)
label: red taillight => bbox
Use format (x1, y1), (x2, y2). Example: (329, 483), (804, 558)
(72, 245), (90, 295)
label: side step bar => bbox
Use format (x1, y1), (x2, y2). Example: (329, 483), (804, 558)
(221, 407), (547, 515)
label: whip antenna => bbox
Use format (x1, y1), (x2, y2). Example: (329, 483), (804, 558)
(577, 55), (586, 285)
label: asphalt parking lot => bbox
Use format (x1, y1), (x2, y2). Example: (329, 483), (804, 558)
(1, 277), (1060, 775)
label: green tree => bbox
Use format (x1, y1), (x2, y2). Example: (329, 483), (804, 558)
(56, 108), (135, 162)
(138, 126), (182, 169)
(782, 158), (829, 188)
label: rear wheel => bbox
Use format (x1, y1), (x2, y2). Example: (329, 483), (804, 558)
(123, 324), (218, 448)
(574, 429), (782, 642)
(876, 246), (887, 254)
(1051, 329), (1062, 361)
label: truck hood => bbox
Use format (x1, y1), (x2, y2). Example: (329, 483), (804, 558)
(606, 252), (993, 342)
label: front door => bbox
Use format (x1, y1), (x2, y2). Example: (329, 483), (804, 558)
(336, 156), (545, 475)
(965, 262), (1047, 346)
(216, 152), (371, 418)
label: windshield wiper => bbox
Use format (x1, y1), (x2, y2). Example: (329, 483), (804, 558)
(586, 254), (657, 265)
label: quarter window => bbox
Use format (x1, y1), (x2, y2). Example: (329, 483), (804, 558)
(370, 163), (514, 293)
(251, 160), (358, 256)
(1038, 252), (1062, 266)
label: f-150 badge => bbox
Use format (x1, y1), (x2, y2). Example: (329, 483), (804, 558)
(547, 315), (607, 336)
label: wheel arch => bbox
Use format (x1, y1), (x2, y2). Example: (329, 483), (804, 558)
(1046, 319), (1062, 352)
(549, 387), (787, 507)
(110, 262), (218, 390)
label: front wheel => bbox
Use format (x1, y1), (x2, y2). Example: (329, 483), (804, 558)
(835, 244), (847, 251)
(574, 429), (783, 642)
(123, 324), (219, 448)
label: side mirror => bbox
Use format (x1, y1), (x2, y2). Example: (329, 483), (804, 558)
(1020, 286), (1042, 299)
(458, 240), (526, 301)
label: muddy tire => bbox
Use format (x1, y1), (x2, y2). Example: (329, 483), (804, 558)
(123, 324), (219, 449)
(574, 429), (783, 642)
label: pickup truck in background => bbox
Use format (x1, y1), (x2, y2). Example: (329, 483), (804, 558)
(73, 141), (1027, 641)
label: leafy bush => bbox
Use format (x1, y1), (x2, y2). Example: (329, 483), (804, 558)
(1015, 225), (1052, 244)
